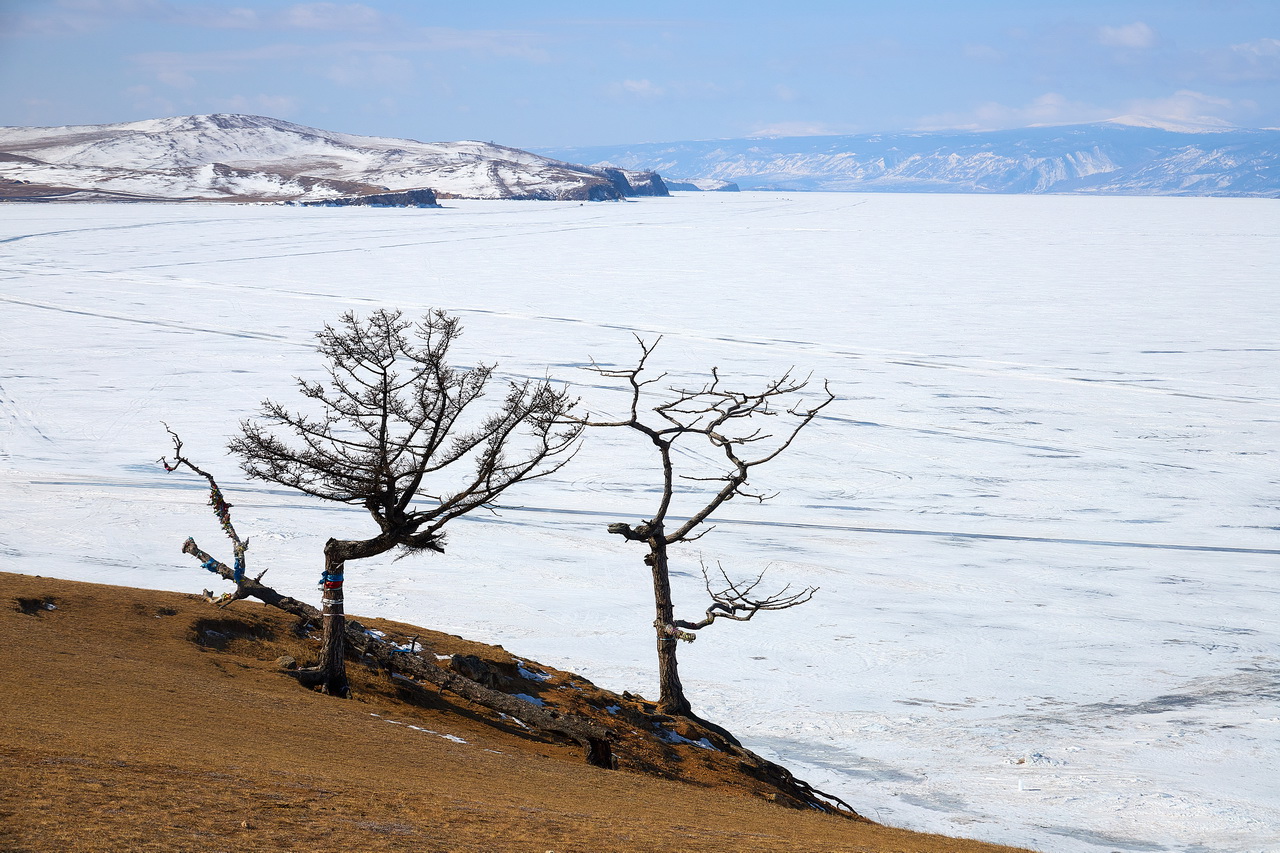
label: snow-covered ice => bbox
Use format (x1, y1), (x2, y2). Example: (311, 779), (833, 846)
(1, 193), (1277, 852)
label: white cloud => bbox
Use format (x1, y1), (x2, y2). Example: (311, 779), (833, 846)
(1211, 37), (1280, 82)
(604, 78), (728, 101)
(772, 84), (799, 103)
(962, 43), (1004, 62)
(612, 79), (664, 98)
(132, 43), (311, 80)
(746, 121), (843, 138)
(2, 1), (386, 35)
(176, 7), (262, 30)
(1232, 37), (1280, 59)
(210, 93), (300, 117)
(1120, 89), (1247, 127)
(280, 3), (382, 32)
(915, 93), (1109, 132)
(914, 89), (1253, 133)
(1097, 22), (1156, 49)
(326, 53), (414, 88)
(124, 84), (176, 118)
(156, 67), (197, 89)
(1, 0), (158, 36)
(130, 28), (549, 85)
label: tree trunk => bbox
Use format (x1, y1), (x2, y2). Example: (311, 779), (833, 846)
(648, 532), (692, 717)
(318, 541), (350, 697)
(182, 536), (616, 766)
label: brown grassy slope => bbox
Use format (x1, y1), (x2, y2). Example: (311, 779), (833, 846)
(0, 572), (1034, 853)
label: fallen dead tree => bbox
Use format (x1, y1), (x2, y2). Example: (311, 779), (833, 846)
(162, 436), (613, 769)
(179, 535), (616, 767)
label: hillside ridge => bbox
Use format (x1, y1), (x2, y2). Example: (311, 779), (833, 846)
(0, 114), (669, 203)
(1, 570), (1033, 853)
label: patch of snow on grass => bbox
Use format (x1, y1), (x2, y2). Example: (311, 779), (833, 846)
(516, 662), (551, 682)
(657, 729), (718, 751)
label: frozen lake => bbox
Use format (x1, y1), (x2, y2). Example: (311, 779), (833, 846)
(2, 192), (1277, 852)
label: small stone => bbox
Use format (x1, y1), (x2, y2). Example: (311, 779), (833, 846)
(275, 655), (297, 671)
(240, 820), (251, 829)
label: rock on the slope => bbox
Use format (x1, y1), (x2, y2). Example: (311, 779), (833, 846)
(602, 167), (669, 196)
(296, 188), (439, 208)
(662, 178), (740, 192)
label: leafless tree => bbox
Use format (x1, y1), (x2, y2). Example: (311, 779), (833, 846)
(584, 337), (833, 717)
(160, 431), (616, 766)
(204, 308), (579, 697)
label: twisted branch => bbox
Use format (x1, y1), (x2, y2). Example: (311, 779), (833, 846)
(674, 561), (818, 631)
(160, 424), (253, 590)
(586, 337), (834, 544)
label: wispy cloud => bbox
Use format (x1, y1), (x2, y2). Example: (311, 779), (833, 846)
(610, 79), (664, 99)
(1096, 22), (1156, 50)
(172, 6), (263, 30)
(604, 78), (725, 101)
(210, 93), (301, 116)
(962, 43), (1004, 62)
(325, 53), (414, 88)
(2, 0), (156, 36)
(1205, 37), (1280, 83)
(915, 93), (1108, 132)
(772, 84), (800, 103)
(1120, 89), (1247, 126)
(746, 121), (845, 138)
(4, 0), (387, 36)
(131, 28), (550, 88)
(915, 89), (1249, 132)
(133, 43), (315, 80)
(278, 3), (383, 32)
(124, 83), (176, 118)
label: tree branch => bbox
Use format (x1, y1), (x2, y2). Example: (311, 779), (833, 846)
(672, 562), (818, 631)
(160, 425), (250, 583)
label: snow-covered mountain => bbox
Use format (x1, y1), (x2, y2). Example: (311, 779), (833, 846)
(537, 121), (1280, 196)
(0, 114), (668, 203)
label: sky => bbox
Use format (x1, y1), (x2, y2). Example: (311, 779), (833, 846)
(1, 1), (1278, 148)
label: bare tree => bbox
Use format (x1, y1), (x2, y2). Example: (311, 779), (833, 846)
(584, 337), (833, 717)
(217, 308), (580, 697)
(160, 433), (616, 766)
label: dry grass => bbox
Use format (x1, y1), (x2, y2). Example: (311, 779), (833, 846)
(0, 571), (1034, 853)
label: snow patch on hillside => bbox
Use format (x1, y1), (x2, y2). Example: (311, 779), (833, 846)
(0, 114), (668, 202)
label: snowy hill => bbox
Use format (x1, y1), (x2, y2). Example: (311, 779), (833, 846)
(0, 114), (668, 203)
(536, 122), (1280, 197)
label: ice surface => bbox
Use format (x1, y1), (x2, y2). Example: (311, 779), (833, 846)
(1, 193), (1277, 852)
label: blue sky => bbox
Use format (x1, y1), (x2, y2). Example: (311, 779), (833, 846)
(2, 1), (1278, 147)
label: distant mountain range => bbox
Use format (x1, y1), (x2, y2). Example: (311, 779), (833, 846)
(537, 120), (1280, 197)
(0, 114), (667, 203)
(6, 114), (1276, 202)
